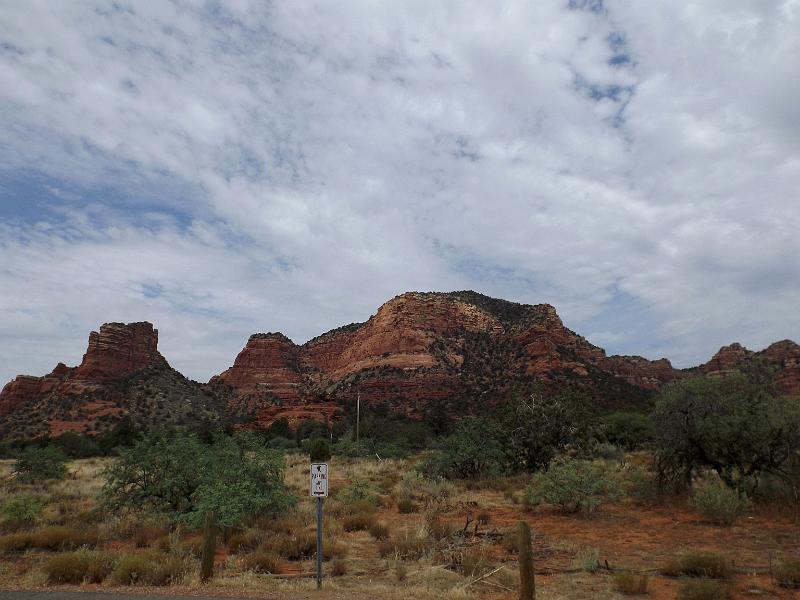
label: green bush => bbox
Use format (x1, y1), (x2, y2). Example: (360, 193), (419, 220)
(692, 477), (749, 526)
(307, 437), (331, 462)
(600, 411), (654, 450)
(653, 374), (800, 492)
(677, 580), (731, 600)
(662, 552), (733, 579)
(774, 557), (800, 588)
(622, 465), (664, 504)
(524, 459), (618, 515)
(1, 495), (46, 529)
(422, 419), (508, 479)
(337, 478), (379, 506)
(102, 430), (294, 528)
(14, 446), (68, 482)
(613, 571), (649, 594)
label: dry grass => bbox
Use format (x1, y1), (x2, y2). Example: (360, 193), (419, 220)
(677, 580), (731, 600)
(774, 557), (800, 588)
(613, 571), (650, 594)
(662, 552), (733, 579)
(2, 454), (800, 600)
(241, 549), (281, 574)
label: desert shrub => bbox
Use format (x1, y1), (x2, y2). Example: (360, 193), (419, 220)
(261, 529), (348, 562)
(677, 580), (731, 600)
(102, 430), (294, 528)
(44, 550), (115, 584)
(397, 471), (455, 502)
(307, 438), (331, 462)
(458, 544), (491, 577)
(14, 446), (68, 482)
(397, 497), (418, 513)
(498, 389), (598, 472)
(368, 521), (390, 540)
(394, 562), (408, 581)
(622, 465), (664, 504)
(662, 552), (733, 579)
(600, 411), (654, 450)
(113, 552), (183, 585)
(692, 477), (749, 526)
(476, 510), (491, 525)
(613, 571), (649, 594)
(242, 549), (281, 573)
(337, 478), (379, 506)
(52, 431), (102, 458)
(27, 525), (100, 551)
(572, 547), (600, 573)
(378, 531), (433, 560)
(1, 495), (46, 530)
(113, 554), (154, 584)
(524, 459), (617, 515)
(594, 443), (625, 463)
(774, 557), (800, 588)
(342, 511), (376, 532)
(133, 525), (169, 548)
(501, 530), (519, 555)
(227, 529), (262, 553)
(653, 374), (800, 492)
(0, 532), (32, 554)
(422, 418), (508, 479)
(331, 558), (347, 576)
(148, 555), (186, 585)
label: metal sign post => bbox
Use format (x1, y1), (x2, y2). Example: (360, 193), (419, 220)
(310, 463), (328, 590)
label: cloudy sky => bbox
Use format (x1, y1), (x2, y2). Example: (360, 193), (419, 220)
(1, 0), (798, 384)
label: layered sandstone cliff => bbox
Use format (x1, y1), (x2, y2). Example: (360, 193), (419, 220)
(0, 322), (219, 438)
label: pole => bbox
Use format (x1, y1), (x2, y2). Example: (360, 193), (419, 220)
(316, 496), (323, 589)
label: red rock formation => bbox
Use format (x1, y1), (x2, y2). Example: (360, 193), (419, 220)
(700, 343), (754, 375)
(3, 292), (798, 437)
(211, 333), (302, 402)
(599, 356), (679, 390)
(698, 340), (800, 395)
(75, 322), (162, 380)
(0, 322), (168, 436)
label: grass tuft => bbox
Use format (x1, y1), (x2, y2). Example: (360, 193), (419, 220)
(613, 571), (650, 594)
(662, 552), (733, 579)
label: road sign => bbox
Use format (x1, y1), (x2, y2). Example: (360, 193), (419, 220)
(310, 462), (328, 498)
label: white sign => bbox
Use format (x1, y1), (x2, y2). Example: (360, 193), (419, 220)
(310, 463), (329, 498)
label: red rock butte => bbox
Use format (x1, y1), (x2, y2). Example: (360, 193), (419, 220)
(1, 291), (798, 437)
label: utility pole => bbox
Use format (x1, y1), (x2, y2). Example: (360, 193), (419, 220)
(356, 393), (360, 442)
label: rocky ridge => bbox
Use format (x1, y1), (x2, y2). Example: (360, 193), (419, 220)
(1, 291), (798, 437)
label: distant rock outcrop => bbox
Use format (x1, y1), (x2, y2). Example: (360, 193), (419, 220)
(699, 340), (800, 395)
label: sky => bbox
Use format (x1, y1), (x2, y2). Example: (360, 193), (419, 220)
(1, 0), (799, 385)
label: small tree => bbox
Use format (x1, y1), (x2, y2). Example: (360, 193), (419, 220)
(15, 446), (68, 482)
(423, 418), (507, 479)
(102, 430), (294, 528)
(653, 373), (800, 492)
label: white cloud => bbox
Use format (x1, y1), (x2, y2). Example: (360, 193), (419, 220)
(0, 0), (798, 383)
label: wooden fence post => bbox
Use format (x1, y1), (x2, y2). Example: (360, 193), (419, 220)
(200, 511), (216, 583)
(518, 520), (535, 600)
